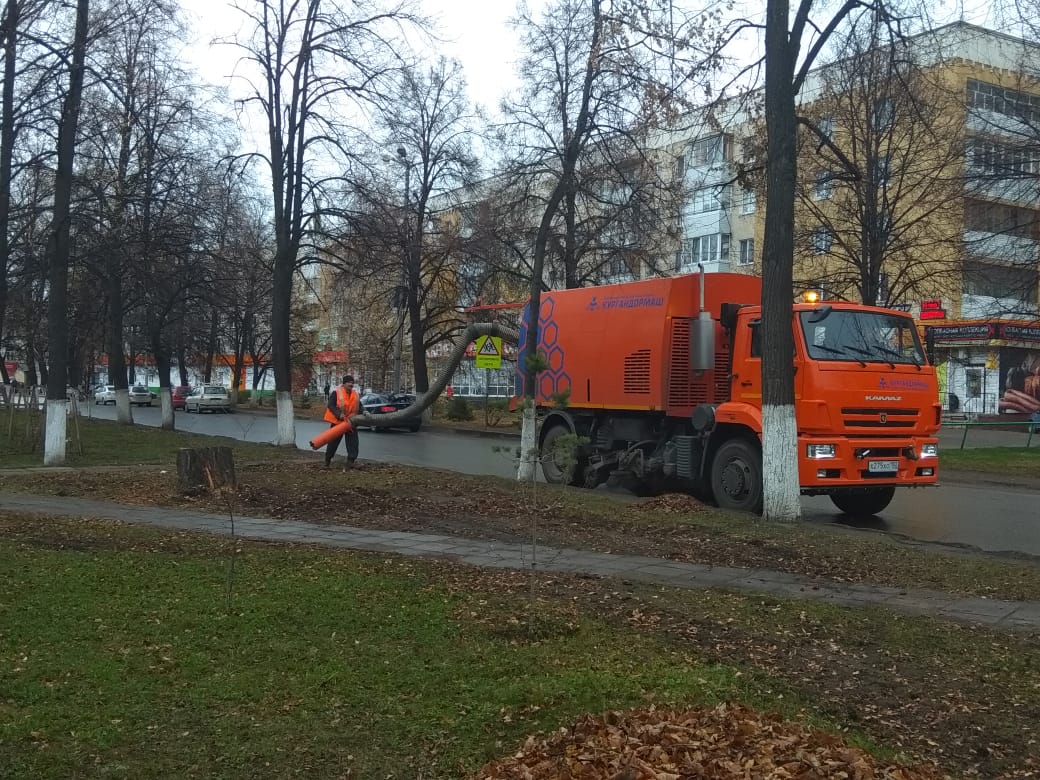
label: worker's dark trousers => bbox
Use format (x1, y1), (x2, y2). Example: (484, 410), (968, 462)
(324, 424), (359, 465)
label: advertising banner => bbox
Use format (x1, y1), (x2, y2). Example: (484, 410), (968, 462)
(998, 347), (1040, 416)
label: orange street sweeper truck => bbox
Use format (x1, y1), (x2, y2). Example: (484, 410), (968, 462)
(516, 269), (941, 516)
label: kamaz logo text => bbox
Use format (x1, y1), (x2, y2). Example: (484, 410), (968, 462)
(865, 395), (902, 401)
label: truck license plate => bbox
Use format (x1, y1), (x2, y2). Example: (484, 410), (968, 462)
(867, 460), (899, 473)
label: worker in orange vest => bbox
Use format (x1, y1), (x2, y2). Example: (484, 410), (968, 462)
(323, 374), (362, 470)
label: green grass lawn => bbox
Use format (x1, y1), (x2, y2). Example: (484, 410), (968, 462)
(0, 518), (831, 779)
(0, 410), (297, 468)
(941, 445), (1040, 478)
(3, 517), (1038, 778)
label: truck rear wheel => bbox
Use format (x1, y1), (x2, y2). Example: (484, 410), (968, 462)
(540, 423), (584, 486)
(710, 438), (763, 514)
(829, 486), (895, 517)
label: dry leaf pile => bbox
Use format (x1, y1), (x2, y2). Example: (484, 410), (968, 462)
(476, 703), (944, 779)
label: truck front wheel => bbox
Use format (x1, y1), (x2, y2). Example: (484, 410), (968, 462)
(710, 438), (763, 514)
(540, 424), (584, 487)
(829, 486), (895, 517)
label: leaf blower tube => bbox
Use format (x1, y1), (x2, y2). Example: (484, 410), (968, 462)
(308, 419), (353, 450)
(307, 321), (518, 452)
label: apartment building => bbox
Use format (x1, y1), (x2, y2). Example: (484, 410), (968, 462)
(663, 22), (1039, 417)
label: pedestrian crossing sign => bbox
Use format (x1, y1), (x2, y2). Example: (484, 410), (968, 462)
(474, 335), (503, 368)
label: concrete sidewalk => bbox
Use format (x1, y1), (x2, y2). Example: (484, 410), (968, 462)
(3, 491), (1038, 633)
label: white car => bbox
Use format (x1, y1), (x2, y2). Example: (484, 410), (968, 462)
(184, 385), (231, 413)
(129, 385), (152, 406)
(94, 385), (116, 405)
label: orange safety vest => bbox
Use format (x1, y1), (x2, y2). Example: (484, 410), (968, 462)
(324, 386), (360, 424)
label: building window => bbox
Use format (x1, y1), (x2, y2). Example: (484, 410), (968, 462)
(818, 116), (834, 140)
(969, 139), (1040, 178)
(873, 98), (894, 131)
(740, 188), (756, 214)
(813, 171), (834, 200)
(963, 261), (1038, 299)
(964, 200), (1037, 239)
(690, 185), (729, 214)
(738, 238), (755, 265)
(967, 79), (1040, 125)
(811, 227), (833, 254)
(679, 233), (731, 269)
(688, 134), (733, 166)
(874, 155), (890, 188)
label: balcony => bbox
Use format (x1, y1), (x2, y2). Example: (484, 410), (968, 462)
(963, 230), (1039, 264)
(965, 175), (1040, 208)
(960, 294), (1038, 319)
(677, 259), (732, 275)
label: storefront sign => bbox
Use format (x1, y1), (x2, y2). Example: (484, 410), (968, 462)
(1001, 325), (1040, 343)
(919, 299), (947, 320)
(924, 324), (996, 342)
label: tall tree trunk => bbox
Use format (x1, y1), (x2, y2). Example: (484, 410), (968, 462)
(24, 339), (36, 385)
(0, 0), (19, 382)
(176, 341), (189, 386)
(152, 328), (173, 430)
(271, 246), (295, 445)
(760, 0), (801, 521)
(106, 273), (130, 423)
(203, 309), (217, 383)
(44, 0), (88, 465)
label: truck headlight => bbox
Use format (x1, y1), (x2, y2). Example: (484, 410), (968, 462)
(806, 444), (836, 459)
(921, 443), (938, 458)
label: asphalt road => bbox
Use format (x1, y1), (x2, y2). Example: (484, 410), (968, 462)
(81, 403), (1040, 558)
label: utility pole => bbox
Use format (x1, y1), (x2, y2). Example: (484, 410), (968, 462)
(391, 146), (410, 394)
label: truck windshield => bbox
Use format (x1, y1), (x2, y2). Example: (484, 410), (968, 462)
(800, 309), (926, 366)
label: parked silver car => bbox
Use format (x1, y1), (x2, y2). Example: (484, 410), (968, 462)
(94, 385), (116, 405)
(184, 385), (231, 413)
(129, 385), (152, 406)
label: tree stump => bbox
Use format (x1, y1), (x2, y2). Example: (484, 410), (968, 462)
(177, 446), (237, 495)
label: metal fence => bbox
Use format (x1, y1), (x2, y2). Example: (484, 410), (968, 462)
(940, 419), (1039, 449)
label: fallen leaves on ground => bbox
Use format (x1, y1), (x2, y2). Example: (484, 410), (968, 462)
(638, 494), (706, 514)
(475, 703), (944, 779)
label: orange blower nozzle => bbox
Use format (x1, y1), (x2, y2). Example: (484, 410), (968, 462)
(309, 419), (353, 450)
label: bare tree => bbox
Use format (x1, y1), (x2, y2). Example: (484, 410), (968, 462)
(229, 0), (421, 446)
(367, 57), (480, 396)
(759, 0), (898, 521)
(43, 0), (88, 465)
(0, 0), (55, 384)
(502, 0), (718, 480)
(792, 17), (965, 308)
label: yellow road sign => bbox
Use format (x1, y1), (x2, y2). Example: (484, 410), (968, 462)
(474, 335), (503, 369)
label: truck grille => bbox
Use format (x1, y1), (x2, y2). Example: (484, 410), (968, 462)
(623, 349), (651, 394)
(841, 407), (918, 429)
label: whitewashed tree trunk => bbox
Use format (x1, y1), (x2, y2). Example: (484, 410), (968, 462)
(115, 388), (132, 424)
(517, 403), (538, 482)
(762, 404), (800, 522)
(275, 391), (296, 446)
(43, 399), (68, 466)
(159, 388), (173, 430)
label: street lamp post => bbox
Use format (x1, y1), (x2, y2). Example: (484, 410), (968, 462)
(391, 146), (410, 394)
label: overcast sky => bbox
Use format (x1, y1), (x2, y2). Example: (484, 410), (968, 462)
(179, 0), (534, 112)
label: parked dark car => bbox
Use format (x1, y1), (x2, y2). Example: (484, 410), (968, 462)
(359, 392), (421, 432)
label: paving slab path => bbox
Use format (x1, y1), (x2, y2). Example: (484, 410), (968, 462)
(2, 491), (1039, 633)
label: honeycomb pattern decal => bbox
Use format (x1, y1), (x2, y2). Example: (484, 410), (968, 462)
(514, 295), (572, 399)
